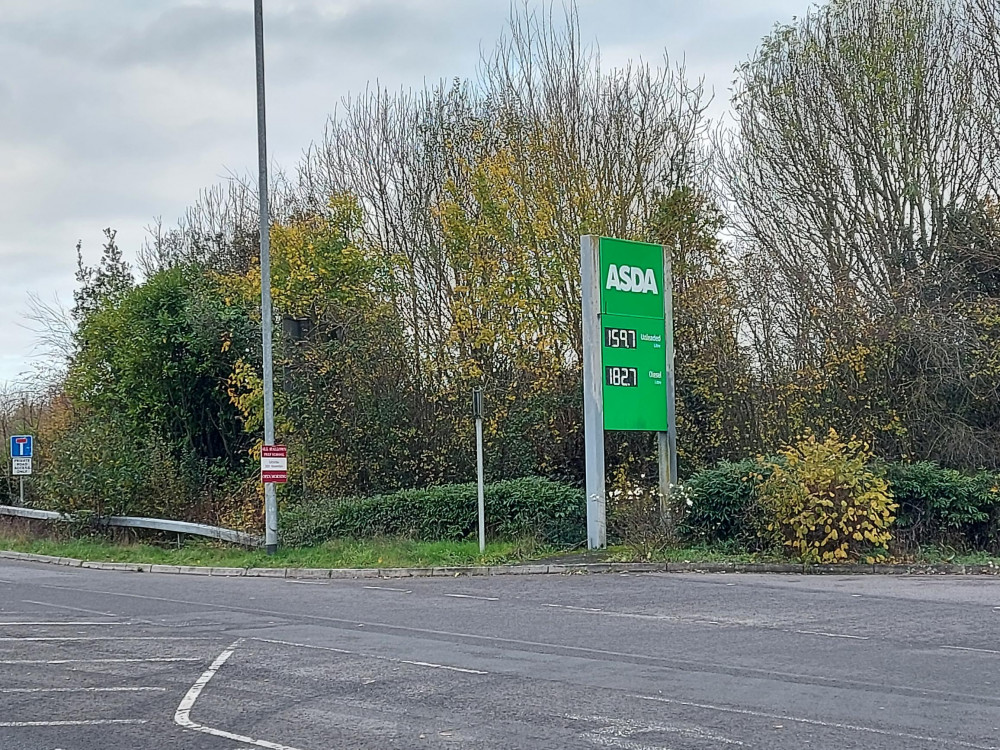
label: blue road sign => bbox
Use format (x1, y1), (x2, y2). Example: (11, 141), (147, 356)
(10, 435), (33, 458)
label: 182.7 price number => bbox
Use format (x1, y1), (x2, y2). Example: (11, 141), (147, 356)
(605, 366), (638, 387)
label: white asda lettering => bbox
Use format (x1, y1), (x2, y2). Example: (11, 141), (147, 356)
(605, 264), (659, 294)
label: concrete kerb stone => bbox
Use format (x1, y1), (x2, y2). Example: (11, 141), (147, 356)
(285, 568), (330, 579)
(209, 567), (247, 577)
(245, 567), (287, 578)
(4, 547), (1000, 578)
(329, 568), (379, 579)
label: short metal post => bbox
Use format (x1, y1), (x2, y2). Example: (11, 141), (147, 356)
(473, 388), (485, 554)
(658, 431), (670, 519)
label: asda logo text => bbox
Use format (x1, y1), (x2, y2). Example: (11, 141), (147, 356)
(605, 265), (659, 294)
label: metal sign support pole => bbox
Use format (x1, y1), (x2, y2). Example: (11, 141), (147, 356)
(657, 431), (669, 518)
(473, 387), (486, 554)
(19, 477), (24, 507)
(255, 0), (278, 555)
(663, 246), (679, 489)
(658, 244), (679, 518)
(476, 419), (485, 554)
(581, 235), (606, 549)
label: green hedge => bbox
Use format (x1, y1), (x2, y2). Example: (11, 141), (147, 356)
(679, 459), (766, 547)
(680, 458), (1000, 553)
(281, 477), (585, 548)
(883, 461), (999, 550)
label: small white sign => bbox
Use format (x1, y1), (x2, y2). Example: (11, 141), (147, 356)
(12, 457), (32, 476)
(261, 457), (288, 471)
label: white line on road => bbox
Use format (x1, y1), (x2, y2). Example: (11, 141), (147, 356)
(252, 636), (489, 675)
(942, 645), (1000, 656)
(364, 585), (412, 593)
(0, 720), (148, 727)
(21, 599), (120, 617)
(0, 686), (166, 694)
(0, 636), (217, 642)
(444, 593), (499, 601)
(0, 657), (202, 665)
(0, 622), (129, 627)
(793, 630), (869, 640)
(543, 603), (603, 612)
(175, 640), (308, 750)
(399, 659), (489, 674)
(637, 694), (1000, 750)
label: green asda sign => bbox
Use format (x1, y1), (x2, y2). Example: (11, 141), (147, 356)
(599, 237), (669, 432)
(581, 235), (677, 549)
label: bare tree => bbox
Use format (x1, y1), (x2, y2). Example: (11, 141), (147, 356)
(722, 0), (1000, 465)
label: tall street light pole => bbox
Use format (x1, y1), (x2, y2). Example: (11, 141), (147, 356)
(255, 0), (278, 555)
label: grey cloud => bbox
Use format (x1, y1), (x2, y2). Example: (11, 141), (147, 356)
(0, 0), (815, 384)
(102, 5), (251, 69)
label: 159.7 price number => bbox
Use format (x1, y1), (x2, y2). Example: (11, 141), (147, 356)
(605, 366), (638, 387)
(604, 327), (637, 349)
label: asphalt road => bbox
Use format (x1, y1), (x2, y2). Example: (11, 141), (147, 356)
(1, 561), (1000, 750)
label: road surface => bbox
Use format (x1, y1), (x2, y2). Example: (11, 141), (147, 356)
(1, 559), (999, 749)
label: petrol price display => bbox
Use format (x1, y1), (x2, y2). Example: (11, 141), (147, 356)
(605, 366), (638, 387)
(604, 327), (637, 349)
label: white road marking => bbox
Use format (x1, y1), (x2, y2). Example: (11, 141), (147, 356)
(637, 694), (1000, 750)
(444, 593), (499, 601)
(793, 630), (869, 640)
(364, 585), (411, 593)
(0, 636), (217, 642)
(0, 686), (166, 694)
(0, 621), (129, 627)
(174, 640), (308, 750)
(252, 636), (489, 675)
(543, 603), (603, 612)
(942, 645), (1000, 656)
(286, 581), (330, 586)
(0, 657), (202, 665)
(0, 720), (148, 727)
(21, 599), (119, 617)
(398, 659), (489, 674)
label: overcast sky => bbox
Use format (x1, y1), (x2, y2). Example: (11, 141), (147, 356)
(0, 0), (812, 386)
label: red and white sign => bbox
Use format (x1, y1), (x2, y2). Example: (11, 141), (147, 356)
(261, 445), (288, 484)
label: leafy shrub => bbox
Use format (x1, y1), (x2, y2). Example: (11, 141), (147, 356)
(39, 417), (202, 521)
(759, 430), (896, 563)
(679, 459), (766, 546)
(883, 461), (999, 551)
(281, 477), (584, 547)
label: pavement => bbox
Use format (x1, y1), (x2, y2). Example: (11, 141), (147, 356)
(1, 559), (999, 750)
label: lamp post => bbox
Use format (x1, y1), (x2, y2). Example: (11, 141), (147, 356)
(254, 0), (278, 555)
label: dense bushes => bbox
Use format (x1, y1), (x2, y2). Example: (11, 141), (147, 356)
(680, 451), (1000, 557)
(758, 432), (896, 562)
(884, 462), (1000, 551)
(680, 459), (764, 547)
(281, 477), (585, 548)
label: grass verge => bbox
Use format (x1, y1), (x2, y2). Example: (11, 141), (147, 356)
(2, 521), (998, 569)
(0, 528), (549, 569)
